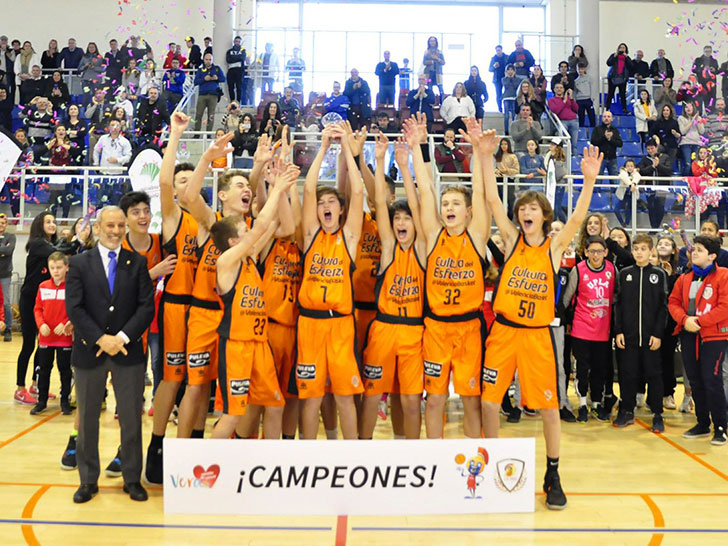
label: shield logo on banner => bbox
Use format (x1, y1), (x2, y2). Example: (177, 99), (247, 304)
(495, 459), (526, 493)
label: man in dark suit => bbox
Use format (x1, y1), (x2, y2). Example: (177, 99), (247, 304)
(65, 206), (155, 503)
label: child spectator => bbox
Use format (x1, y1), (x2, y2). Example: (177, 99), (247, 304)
(564, 236), (617, 422)
(678, 101), (705, 176)
(518, 139), (546, 182)
(669, 235), (728, 446)
(613, 234), (667, 430)
(686, 146), (719, 218)
(574, 65), (596, 128)
(616, 159), (641, 228)
(31, 251), (73, 415)
(399, 58), (412, 91)
(501, 64), (522, 134)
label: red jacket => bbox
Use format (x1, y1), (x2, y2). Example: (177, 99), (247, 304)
(668, 267), (728, 341)
(34, 279), (72, 347)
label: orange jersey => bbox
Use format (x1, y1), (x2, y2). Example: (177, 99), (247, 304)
(260, 238), (302, 327)
(492, 233), (556, 328)
(122, 233), (163, 272)
(375, 243), (425, 323)
(353, 212), (380, 307)
(191, 211), (224, 309)
(162, 209), (199, 300)
(218, 258), (268, 342)
(425, 229), (485, 319)
(299, 229), (354, 316)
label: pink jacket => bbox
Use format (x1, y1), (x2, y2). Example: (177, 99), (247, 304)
(548, 96), (578, 121)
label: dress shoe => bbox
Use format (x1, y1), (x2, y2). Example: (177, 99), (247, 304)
(73, 483), (99, 503)
(123, 482), (148, 501)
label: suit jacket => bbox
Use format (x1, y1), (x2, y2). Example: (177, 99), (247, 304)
(66, 246), (154, 368)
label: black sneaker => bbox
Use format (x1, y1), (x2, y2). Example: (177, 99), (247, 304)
(651, 413), (665, 433)
(523, 406), (537, 418)
(61, 435), (77, 470)
(577, 405), (588, 423)
(603, 395), (617, 414)
(613, 411), (635, 428)
(543, 471), (567, 510)
(144, 443), (163, 485)
(683, 424), (712, 439)
(3, 329), (11, 342)
(105, 446), (122, 478)
(507, 408), (522, 423)
(29, 403), (47, 415)
(711, 427), (727, 446)
(595, 404), (611, 423)
(61, 400), (73, 415)
(559, 407), (576, 423)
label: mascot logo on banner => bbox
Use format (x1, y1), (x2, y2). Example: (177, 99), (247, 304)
(454, 447), (489, 499)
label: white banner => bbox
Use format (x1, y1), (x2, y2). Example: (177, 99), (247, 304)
(163, 438), (535, 515)
(0, 131), (22, 193)
(546, 158), (556, 208)
(127, 148), (163, 233)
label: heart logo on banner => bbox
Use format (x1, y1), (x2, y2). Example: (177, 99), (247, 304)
(193, 464), (220, 488)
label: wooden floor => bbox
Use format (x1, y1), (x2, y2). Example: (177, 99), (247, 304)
(1, 338), (728, 545)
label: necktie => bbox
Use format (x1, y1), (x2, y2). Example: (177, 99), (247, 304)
(108, 251), (117, 294)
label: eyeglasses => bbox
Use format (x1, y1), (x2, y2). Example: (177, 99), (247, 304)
(586, 249), (605, 255)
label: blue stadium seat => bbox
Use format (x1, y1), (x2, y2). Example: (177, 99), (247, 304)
(578, 127), (589, 140)
(611, 114), (636, 129)
(571, 156), (582, 173)
(620, 127), (639, 142)
(621, 142), (643, 156)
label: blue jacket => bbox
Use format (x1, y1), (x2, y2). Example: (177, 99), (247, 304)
(194, 65), (226, 95)
(324, 94), (350, 119)
(406, 88), (435, 122)
(375, 62), (399, 86)
(163, 68), (186, 95)
(343, 78), (372, 118)
(58, 47), (83, 70)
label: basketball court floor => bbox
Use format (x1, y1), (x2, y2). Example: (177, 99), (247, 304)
(1, 339), (727, 545)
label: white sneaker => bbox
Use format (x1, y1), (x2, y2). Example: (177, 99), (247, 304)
(663, 395), (676, 410)
(636, 393), (646, 408)
(679, 394), (694, 413)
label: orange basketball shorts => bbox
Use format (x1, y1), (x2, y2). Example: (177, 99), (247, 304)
(482, 321), (559, 410)
(422, 317), (483, 396)
(160, 300), (190, 382)
(185, 306), (222, 386)
(295, 314), (363, 399)
(268, 321), (297, 399)
(362, 320), (424, 396)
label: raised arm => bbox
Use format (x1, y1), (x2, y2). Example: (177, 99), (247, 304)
(460, 119), (490, 252)
(403, 116), (440, 242)
(289, 181), (304, 250)
(373, 133), (395, 252)
(394, 138), (424, 240)
(302, 126), (334, 247)
(248, 134), (274, 200)
(341, 124), (365, 249)
(160, 112), (187, 241)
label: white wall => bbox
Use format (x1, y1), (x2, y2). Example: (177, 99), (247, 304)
(1, 0), (213, 62)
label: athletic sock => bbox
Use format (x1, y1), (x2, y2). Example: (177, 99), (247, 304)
(579, 396), (587, 407)
(546, 457), (559, 474)
(325, 428), (338, 440)
(393, 434), (405, 440)
(190, 429), (204, 439)
(150, 433), (164, 449)
(282, 434), (295, 440)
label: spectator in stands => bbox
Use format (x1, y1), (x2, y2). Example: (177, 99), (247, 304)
(627, 49), (650, 105)
(399, 58), (411, 92)
(231, 113), (257, 168)
(440, 82), (475, 134)
(185, 37), (203, 69)
(104, 39), (124, 90)
(406, 74), (434, 130)
(93, 119), (131, 172)
(285, 48), (306, 94)
(678, 101), (705, 176)
(507, 39), (535, 78)
(193, 53), (225, 132)
(548, 83), (579, 155)
(654, 77), (677, 117)
(464, 66), (488, 122)
(120, 36), (151, 63)
(85, 88), (113, 152)
(135, 87), (169, 144)
(279, 86), (301, 129)
(111, 106), (129, 137)
(259, 101), (282, 138)
(634, 89), (657, 152)
(676, 76), (703, 114)
(204, 37), (213, 57)
(220, 101), (243, 133)
(650, 49), (674, 81)
(324, 81), (350, 120)
(225, 36), (245, 103)
(139, 59), (160, 96)
(11, 40), (20, 58)
(590, 110), (622, 176)
(22, 96), (55, 145)
(79, 43), (104, 102)
(373, 111), (399, 134)
(509, 104), (543, 155)
(693, 45), (719, 114)
(343, 68), (371, 130)
(162, 57), (185, 111)
(567, 44), (588, 75)
(45, 70), (70, 113)
(15, 41), (40, 88)
(41, 40), (59, 71)
(515, 80), (542, 120)
(501, 64), (522, 134)
(551, 61), (574, 93)
(19, 65), (45, 106)
(705, 97), (728, 149)
(638, 139), (673, 229)
(606, 43), (632, 114)
(121, 58), (141, 101)
(65, 104), (87, 165)
(423, 36), (445, 97)
(0, 36), (16, 97)
(374, 51), (399, 106)
(113, 87), (134, 119)
(574, 65), (596, 128)
(0, 213), (15, 340)
(545, 139), (568, 222)
(494, 137), (520, 178)
(0, 87), (12, 132)
(163, 43), (176, 68)
(435, 128), (466, 174)
(519, 139), (546, 181)
(650, 104), (680, 168)
(174, 44), (187, 67)
(529, 65), (547, 116)
(58, 38), (83, 71)
(258, 42), (279, 93)
(616, 159), (640, 227)
(489, 45), (508, 112)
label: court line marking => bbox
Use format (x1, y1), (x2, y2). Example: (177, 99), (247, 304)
(21, 485), (49, 546)
(0, 411), (61, 449)
(0, 518), (333, 531)
(335, 515), (347, 546)
(349, 527), (728, 533)
(641, 494), (665, 546)
(635, 419), (728, 482)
